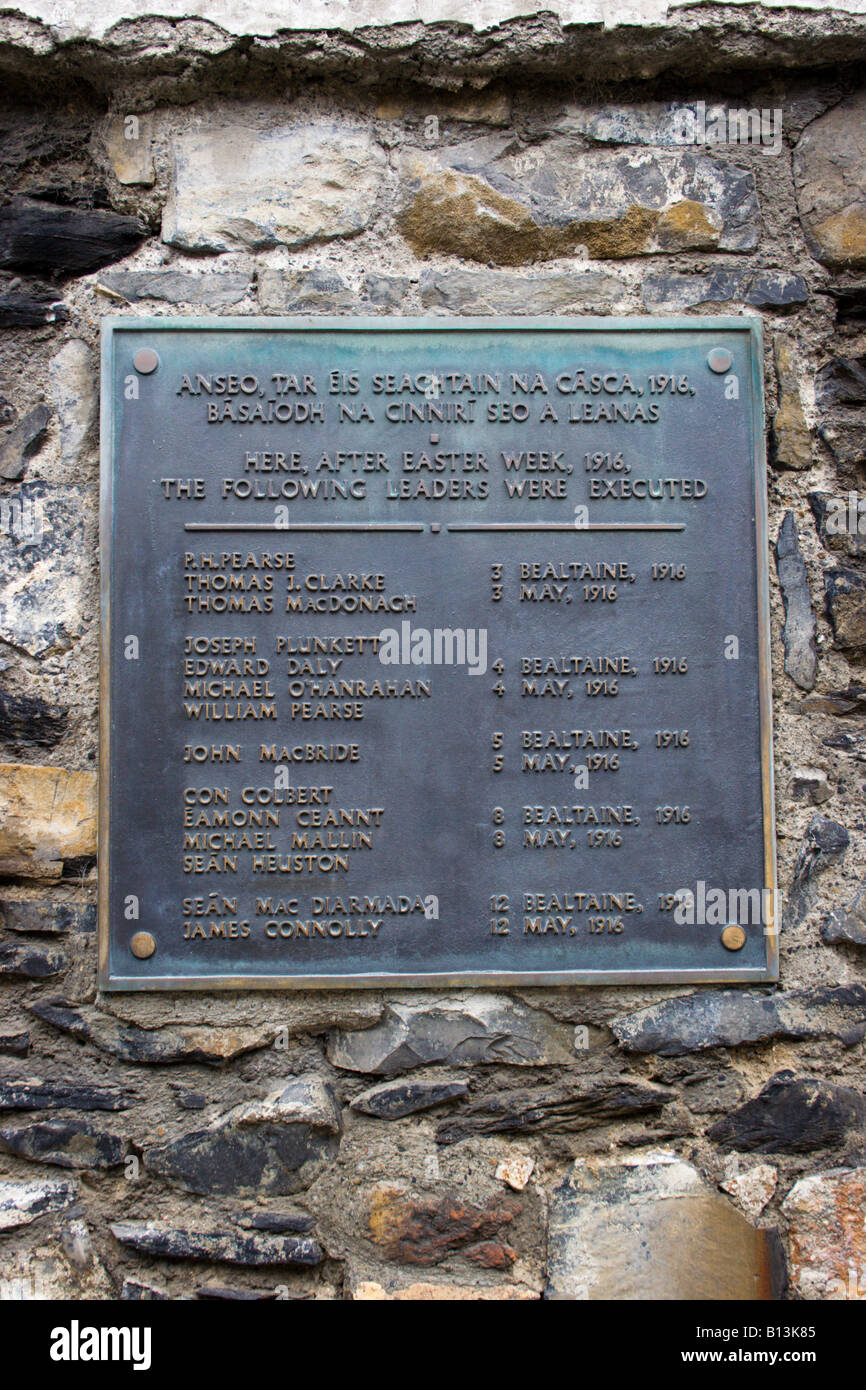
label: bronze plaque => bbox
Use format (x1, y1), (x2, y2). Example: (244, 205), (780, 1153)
(99, 317), (776, 988)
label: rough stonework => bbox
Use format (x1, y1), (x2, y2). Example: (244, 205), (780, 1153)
(0, 0), (865, 1304)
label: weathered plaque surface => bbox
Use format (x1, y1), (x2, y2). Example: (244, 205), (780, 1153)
(99, 317), (776, 989)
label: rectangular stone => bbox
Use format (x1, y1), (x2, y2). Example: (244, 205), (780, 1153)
(0, 901), (96, 933)
(104, 114), (155, 187)
(100, 271), (251, 308)
(100, 317), (774, 988)
(397, 140), (760, 263)
(642, 270), (809, 312)
(257, 270), (358, 314)
(162, 120), (387, 254)
(420, 268), (626, 315)
(0, 764), (96, 881)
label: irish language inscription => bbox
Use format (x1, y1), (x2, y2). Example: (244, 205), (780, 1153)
(99, 318), (775, 987)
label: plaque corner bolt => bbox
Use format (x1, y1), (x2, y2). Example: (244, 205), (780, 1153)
(707, 347), (733, 374)
(133, 348), (159, 375)
(129, 931), (156, 959)
(720, 924), (746, 951)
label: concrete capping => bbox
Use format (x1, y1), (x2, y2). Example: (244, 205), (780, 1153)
(2, 5), (866, 94)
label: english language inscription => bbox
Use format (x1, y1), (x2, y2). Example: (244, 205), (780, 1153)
(99, 317), (776, 988)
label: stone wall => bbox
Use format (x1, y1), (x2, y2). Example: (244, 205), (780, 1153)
(2, 3), (866, 1301)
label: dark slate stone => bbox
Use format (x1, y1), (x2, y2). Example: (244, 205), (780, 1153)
(0, 291), (67, 328)
(783, 814), (850, 930)
(351, 1078), (470, 1119)
(752, 272), (810, 306)
(435, 1074), (670, 1146)
(809, 301), (866, 458)
(805, 815), (850, 858)
(0, 405), (51, 480)
(812, 351), (866, 477)
(775, 511), (818, 691)
(611, 985), (866, 1055)
(0, 1031), (29, 1056)
(828, 280), (866, 323)
(29, 998), (267, 1066)
(25, 182), (112, 209)
(0, 689), (67, 748)
(60, 855), (97, 880)
(708, 1072), (866, 1153)
(816, 355), (866, 408)
(0, 1076), (133, 1112)
(99, 270), (251, 307)
(809, 491), (866, 561)
(0, 940), (67, 979)
(808, 490), (832, 539)
(236, 1211), (315, 1234)
(0, 1119), (128, 1169)
(823, 881), (866, 945)
(0, 199), (146, 277)
(798, 685), (866, 716)
(642, 268), (808, 312)
(143, 1117), (339, 1197)
(823, 731), (863, 749)
(0, 901), (95, 933)
(110, 1221), (324, 1267)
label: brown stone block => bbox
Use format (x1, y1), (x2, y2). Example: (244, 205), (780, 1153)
(0, 763), (96, 879)
(772, 336), (812, 472)
(548, 1152), (784, 1300)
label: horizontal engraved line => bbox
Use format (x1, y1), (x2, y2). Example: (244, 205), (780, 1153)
(446, 522), (686, 532)
(182, 521), (686, 533)
(183, 523), (426, 532)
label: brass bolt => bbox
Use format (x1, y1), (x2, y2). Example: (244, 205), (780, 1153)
(129, 931), (156, 959)
(707, 347), (733, 374)
(721, 924), (746, 951)
(133, 348), (159, 375)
